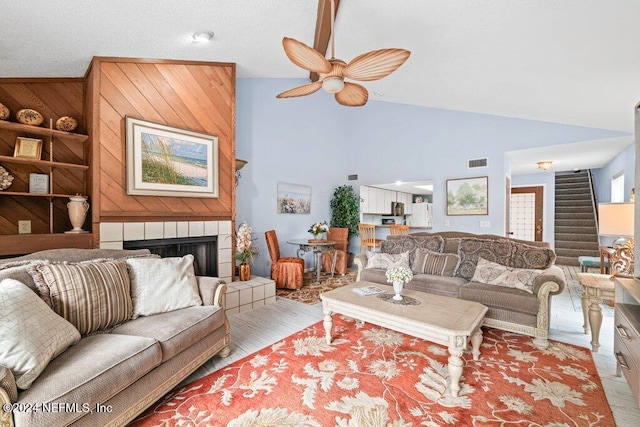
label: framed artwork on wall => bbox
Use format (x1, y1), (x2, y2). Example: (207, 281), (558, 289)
(446, 176), (488, 215)
(125, 117), (218, 198)
(277, 182), (311, 214)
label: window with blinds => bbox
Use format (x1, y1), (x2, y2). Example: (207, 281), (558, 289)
(611, 172), (625, 202)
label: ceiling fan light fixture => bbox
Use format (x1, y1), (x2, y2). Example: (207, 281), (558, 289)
(322, 77), (345, 94)
(537, 160), (553, 170)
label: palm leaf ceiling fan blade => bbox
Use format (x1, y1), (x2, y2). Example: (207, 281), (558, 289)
(282, 37), (332, 74)
(335, 82), (368, 106)
(343, 49), (411, 81)
(276, 81), (323, 98)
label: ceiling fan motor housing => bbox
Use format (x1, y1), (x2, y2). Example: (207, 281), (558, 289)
(321, 59), (347, 93)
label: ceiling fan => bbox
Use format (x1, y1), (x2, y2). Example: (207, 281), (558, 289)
(277, 0), (411, 107)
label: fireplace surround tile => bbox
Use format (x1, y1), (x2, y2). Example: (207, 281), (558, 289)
(100, 222), (123, 242)
(189, 221), (205, 237)
(99, 220), (234, 285)
(144, 222), (164, 240)
(163, 222), (177, 238)
(204, 221), (219, 236)
(124, 223), (144, 241)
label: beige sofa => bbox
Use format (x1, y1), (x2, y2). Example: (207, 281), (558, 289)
(0, 248), (230, 427)
(355, 232), (566, 349)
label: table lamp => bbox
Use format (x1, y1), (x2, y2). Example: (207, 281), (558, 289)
(598, 202), (635, 276)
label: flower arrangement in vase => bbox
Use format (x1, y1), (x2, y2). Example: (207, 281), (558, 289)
(385, 265), (413, 300)
(308, 221), (329, 242)
(234, 222), (259, 281)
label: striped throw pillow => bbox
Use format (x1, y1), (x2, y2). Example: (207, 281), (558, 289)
(30, 260), (132, 335)
(412, 248), (460, 276)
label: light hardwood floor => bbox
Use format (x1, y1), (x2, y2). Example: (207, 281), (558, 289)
(186, 266), (640, 426)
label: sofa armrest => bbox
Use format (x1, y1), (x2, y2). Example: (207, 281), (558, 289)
(354, 254), (368, 281)
(1, 365), (17, 427)
(532, 265), (566, 297)
(0, 366), (16, 404)
(196, 276), (227, 307)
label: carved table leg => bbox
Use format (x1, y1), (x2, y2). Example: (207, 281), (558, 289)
(470, 329), (483, 361)
(581, 288), (590, 334)
(587, 287), (604, 352)
(323, 308), (333, 345)
(448, 336), (466, 397)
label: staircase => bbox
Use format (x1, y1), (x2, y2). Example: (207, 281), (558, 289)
(554, 171), (600, 266)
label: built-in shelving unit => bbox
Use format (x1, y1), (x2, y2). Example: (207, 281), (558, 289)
(0, 117), (91, 252)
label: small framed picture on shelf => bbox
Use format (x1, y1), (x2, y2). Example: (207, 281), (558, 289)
(14, 137), (43, 160)
(29, 173), (49, 194)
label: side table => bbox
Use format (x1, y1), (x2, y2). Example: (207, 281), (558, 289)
(577, 272), (615, 352)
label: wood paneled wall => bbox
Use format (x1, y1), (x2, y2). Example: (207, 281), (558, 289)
(0, 79), (85, 235)
(85, 57), (236, 244)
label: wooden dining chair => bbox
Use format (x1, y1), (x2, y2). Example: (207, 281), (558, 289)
(265, 230), (305, 289)
(389, 224), (410, 236)
(358, 223), (383, 254)
(321, 227), (349, 275)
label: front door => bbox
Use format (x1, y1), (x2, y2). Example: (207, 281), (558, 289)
(510, 186), (544, 241)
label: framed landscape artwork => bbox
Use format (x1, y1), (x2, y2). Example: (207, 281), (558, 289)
(126, 117), (218, 198)
(446, 176), (488, 215)
(277, 182), (311, 214)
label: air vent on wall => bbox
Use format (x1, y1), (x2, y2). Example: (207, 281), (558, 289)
(347, 174), (358, 181)
(468, 157), (488, 169)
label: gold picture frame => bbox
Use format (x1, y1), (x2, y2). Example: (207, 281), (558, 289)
(14, 137), (43, 160)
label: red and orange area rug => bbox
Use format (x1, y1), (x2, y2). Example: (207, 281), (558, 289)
(132, 316), (614, 426)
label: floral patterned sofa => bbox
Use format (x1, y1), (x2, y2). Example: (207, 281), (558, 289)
(354, 232), (566, 349)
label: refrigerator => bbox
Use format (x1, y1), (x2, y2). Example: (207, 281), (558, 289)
(407, 203), (432, 228)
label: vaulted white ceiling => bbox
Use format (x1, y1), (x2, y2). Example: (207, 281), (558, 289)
(2, 1), (638, 166)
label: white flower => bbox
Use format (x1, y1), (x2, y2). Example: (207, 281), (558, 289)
(308, 221), (329, 235)
(385, 266), (413, 284)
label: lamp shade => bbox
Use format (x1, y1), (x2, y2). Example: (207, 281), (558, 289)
(598, 202), (634, 237)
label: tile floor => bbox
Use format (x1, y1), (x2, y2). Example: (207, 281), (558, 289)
(188, 265), (640, 426)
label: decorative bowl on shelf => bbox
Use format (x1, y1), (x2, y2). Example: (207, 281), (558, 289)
(16, 108), (44, 126)
(55, 116), (78, 132)
(0, 165), (14, 190)
(0, 103), (9, 120)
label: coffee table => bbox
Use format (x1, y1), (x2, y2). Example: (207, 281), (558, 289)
(320, 281), (487, 397)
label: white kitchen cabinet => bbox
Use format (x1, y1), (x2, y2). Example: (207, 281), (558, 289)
(404, 193), (414, 214)
(359, 185), (369, 214)
(407, 202), (432, 228)
(383, 189), (394, 213)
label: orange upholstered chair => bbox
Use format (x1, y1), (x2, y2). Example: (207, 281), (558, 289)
(322, 227), (349, 275)
(265, 230), (305, 289)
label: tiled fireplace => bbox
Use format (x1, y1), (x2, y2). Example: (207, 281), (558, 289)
(99, 220), (233, 284)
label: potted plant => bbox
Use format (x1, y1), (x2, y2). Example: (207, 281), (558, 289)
(234, 222), (258, 281)
(329, 185), (360, 265)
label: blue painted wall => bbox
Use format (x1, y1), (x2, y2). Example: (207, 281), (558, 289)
(236, 78), (629, 276)
(593, 142), (636, 203)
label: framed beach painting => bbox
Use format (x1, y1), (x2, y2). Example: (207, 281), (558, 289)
(125, 117), (218, 198)
(446, 176), (488, 215)
(277, 182), (311, 214)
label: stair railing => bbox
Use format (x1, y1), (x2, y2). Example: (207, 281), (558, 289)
(588, 169), (599, 236)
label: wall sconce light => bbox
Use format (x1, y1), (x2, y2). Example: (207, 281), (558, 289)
(537, 160), (553, 170)
(235, 159), (247, 186)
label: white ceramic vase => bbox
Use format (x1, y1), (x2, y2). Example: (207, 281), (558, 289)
(67, 195), (89, 232)
(392, 281), (404, 300)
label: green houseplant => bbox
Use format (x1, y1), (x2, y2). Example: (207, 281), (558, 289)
(329, 186), (360, 266)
